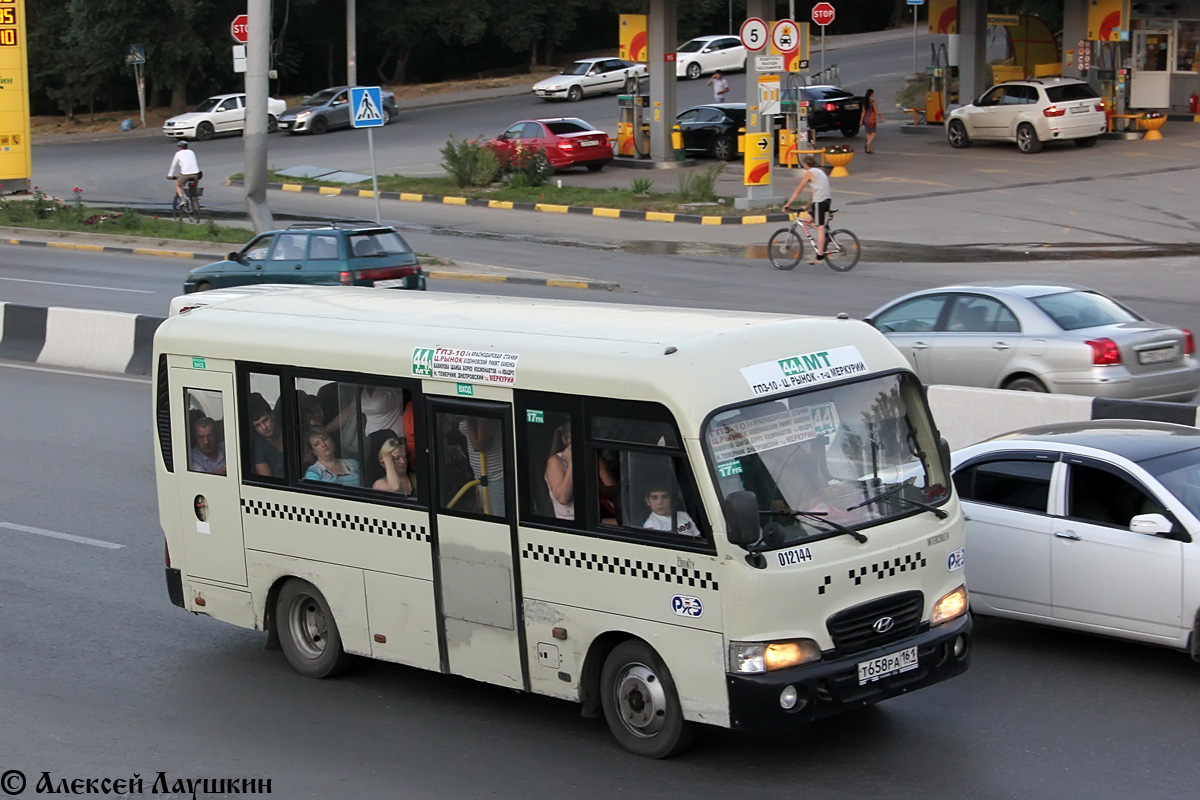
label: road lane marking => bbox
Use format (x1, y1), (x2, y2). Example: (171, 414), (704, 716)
(0, 275), (154, 293)
(0, 361), (149, 383)
(0, 521), (124, 549)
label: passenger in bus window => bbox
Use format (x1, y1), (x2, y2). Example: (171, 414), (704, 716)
(302, 424), (361, 486)
(190, 416), (227, 475)
(461, 417), (505, 516)
(544, 422), (575, 519)
(296, 392), (325, 429)
(249, 393), (284, 477)
(642, 482), (698, 537)
(366, 430), (415, 495)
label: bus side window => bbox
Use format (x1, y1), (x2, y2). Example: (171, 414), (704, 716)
(185, 388), (226, 476)
(587, 402), (706, 541)
(246, 372), (284, 479)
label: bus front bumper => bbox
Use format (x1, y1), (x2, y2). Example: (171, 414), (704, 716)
(727, 613), (971, 730)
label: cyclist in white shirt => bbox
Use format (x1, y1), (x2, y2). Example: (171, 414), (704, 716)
(783, 155), (831, 265)
(167, 141), (200, 202)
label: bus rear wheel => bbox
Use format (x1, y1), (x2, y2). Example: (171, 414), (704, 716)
(600, 640), (694, 758)
(276, 579), (354, 678)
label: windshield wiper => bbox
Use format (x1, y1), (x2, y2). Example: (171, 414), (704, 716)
(761, 508), (867, 543)
(848, 485), (948, 519)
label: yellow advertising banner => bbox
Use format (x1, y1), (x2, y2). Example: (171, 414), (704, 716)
(619, 14), (648, 63)
(0, 0), (31, 187)
(743, 133), (772, 187)
(929, 0), (958, 34)
(1087, 0), (1125, 42)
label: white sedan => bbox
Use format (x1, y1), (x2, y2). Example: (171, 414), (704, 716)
(532, 58), (647, 102)
(163, 93), (288, 141)
(675, 35), (746, 80)
(952, 420), (1200, 659)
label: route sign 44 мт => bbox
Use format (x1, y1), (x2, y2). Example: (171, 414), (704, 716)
(811, 2), (836, 26)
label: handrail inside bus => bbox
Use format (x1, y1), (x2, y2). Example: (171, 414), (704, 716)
(447, 479), (481, 510)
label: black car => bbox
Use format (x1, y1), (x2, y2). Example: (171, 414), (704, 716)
(676, 103), (747, 161)
(788, 85), (864, 137)
(184, 222), (425, 293)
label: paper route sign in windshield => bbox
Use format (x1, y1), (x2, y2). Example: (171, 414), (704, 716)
(708, 402), (839, 462)
(739, 346), (867, 398)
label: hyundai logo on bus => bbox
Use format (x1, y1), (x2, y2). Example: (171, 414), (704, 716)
(872, 616), (895, 634)
(672, 595), (704, 618)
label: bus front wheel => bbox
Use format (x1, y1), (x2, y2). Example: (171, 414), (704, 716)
(600, 640), (694, 758)
(276, 579), (354, 678)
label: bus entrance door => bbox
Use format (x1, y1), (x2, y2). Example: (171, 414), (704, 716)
(429, 399), (525, 690)
(170, 364), (247, 586)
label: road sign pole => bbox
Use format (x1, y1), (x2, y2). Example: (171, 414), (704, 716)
(821, 26), (826, 77)
(368, 127), (381, 225)
(913, 7), (918, 74)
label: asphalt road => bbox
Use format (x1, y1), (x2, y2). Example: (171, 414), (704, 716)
(1, 362), (1198, 799)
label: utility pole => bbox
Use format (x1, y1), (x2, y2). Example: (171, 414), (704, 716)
(347, 0), (357, 85)
(244, 0), (273, 233)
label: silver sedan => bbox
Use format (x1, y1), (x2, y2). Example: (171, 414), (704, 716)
(865, 282), (1200, 401)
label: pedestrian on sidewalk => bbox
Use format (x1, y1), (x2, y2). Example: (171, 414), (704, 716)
(861, 88), (882, 154)
(707, 71), (730, 103)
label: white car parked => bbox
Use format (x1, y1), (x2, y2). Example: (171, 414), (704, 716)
(952, 420), (1200, 659)
(163, 93), (288, 141)
(945, 78), (1106, 153)
(532, 58), (648, 102)
(675, 35), (746, 80)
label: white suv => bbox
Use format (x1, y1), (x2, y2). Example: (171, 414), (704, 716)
(946, 78), (1106, 154)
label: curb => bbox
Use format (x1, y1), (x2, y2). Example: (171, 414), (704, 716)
(2, 235), (212, 260)
(232, 180), (791, 225)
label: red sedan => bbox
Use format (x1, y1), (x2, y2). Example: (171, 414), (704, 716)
(486, 118), (613, 172)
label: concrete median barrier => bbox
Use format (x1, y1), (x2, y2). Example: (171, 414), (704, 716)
(0, 302), (162, 376)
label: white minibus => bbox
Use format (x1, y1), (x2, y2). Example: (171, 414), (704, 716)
(154, 287), (971, 757)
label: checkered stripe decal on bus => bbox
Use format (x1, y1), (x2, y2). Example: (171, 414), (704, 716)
(819, 552), (927, 595)
(240, 498), (429, 542)
(521, 543), (718, 590)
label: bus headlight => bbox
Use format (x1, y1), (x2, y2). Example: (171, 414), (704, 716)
(728, 640), (822, 674)
(931, 585), (969, 626)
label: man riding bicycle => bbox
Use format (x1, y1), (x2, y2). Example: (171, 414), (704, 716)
(783, 155), (831, 265)
(167, 140), (200, 202)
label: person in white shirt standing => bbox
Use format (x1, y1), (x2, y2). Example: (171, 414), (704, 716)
(707, 70), (730, 103)
(783, 155), (832, 264)
(167, 140), (200, 202)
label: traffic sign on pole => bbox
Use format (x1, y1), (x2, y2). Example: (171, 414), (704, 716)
(230, 14), (249, 44)
(740, 18), (768, 51)
(811, 3), (835, 26)
(772, 20), (799, 54)
(350, 87), (385, 128)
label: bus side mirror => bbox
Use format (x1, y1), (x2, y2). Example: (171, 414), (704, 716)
(724, 491), (760, 547)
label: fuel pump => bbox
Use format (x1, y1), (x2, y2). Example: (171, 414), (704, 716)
(778, 73), (813, 167)
(616, 75), (650, 159)
(926, 43), (950, 124)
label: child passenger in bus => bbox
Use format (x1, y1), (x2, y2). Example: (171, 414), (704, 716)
(302, 424), (361, 486)
(249, 393), (284, 477)
(642, 482), (698, 537)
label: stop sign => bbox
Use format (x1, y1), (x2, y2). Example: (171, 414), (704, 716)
(231, 14), (249, 44)
(811, 2), (836, 26)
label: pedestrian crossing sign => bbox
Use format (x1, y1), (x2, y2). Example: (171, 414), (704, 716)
(350, 86), (385, 128)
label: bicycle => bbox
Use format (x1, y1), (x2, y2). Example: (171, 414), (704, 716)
(768, 207), (861, 272)
(170, 171), (203, 223)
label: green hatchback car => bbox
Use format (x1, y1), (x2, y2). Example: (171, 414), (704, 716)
(183, 223), (426, 293)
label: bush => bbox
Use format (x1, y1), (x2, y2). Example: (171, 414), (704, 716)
(498, 143), (553, 188)
(440, 136), (502, 188)
(676, 164), (723, 203)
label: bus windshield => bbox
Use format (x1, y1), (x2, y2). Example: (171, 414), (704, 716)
(704, 372), (949, 548)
